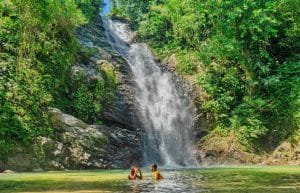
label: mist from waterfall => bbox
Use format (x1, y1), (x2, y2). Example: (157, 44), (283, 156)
(101, 17), (198, 167)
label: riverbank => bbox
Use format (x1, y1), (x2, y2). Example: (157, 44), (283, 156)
(0, 166), (299, 193)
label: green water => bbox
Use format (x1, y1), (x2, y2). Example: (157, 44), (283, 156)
(0, 166), (299, 193)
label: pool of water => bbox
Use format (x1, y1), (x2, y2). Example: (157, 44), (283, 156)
(0, 166), (299, 193)
(125, 167), (300, 193)
(127, 169), (205, 193)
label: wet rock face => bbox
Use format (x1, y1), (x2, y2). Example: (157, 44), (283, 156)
(30, 16), (143, 170)
(72, 16), (143, 166)
(160, 55), (209, 143)
(76, 16), (141, 131)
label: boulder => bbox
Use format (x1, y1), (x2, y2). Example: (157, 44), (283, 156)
(48, 108), (88, 131)
(197, 134), (263, 165)
(40, 108), (141, 170)
(0, 107), (142, 171)
(2, 170), (14, 174)
(276, 142), (291, 152)
(264, 140), (300, 165)
(198, 133), (300, 166)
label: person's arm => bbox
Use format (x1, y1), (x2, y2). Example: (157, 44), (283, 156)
(136, 168), (142, 179)
(128, 172), (137, 180)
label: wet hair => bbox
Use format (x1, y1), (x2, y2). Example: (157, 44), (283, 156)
(130, 166), (137, 174)
(151, 164), (157, 169)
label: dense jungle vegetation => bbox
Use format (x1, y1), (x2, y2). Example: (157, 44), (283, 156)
(0, 0), (299, 161)
(0, 0), (118, 159)
(110, 0), (300, 151)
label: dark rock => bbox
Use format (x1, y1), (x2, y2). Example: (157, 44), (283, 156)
(76, 15), (142, 131)
(0, 107), (142, 171)
(42, 108), (142, 170)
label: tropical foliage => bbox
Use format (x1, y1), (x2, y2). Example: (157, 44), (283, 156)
(111, 0), (300, 151)
(0, 0), (107, 158)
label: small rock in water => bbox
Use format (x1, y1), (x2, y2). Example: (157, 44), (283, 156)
(2, 170), (14, 174)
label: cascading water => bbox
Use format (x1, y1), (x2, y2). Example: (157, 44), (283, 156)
(101, 17), (198, 167)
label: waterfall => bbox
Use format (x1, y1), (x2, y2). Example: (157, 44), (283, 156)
(101, 17), (197, 167)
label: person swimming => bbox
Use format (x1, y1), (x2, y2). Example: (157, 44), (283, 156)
(128, 166), (142, 180)
(150, 164), (163, 180)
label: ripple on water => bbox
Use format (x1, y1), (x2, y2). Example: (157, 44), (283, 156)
(127, 171), (205, 193)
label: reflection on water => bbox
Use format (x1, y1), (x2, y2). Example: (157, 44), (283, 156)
(120, 168), (300, 193)
(127, 170), (205, 193)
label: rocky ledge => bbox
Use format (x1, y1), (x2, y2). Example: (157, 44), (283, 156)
(0, 108), (142, 172)
(44, 108), (142, 170)
(197, 133), (300, 166)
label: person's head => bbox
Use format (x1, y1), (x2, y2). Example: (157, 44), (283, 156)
(150, 164), (157, 172)
(130, 166), (136, 174)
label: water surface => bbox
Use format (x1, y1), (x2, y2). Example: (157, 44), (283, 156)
(0, 166), (299, 193)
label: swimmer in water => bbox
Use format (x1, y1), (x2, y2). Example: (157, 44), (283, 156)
(128, 166), (142, 180)
(150, 164), (163, 180)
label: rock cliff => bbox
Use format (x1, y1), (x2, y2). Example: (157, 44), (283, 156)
(0, 16), (143, 171)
